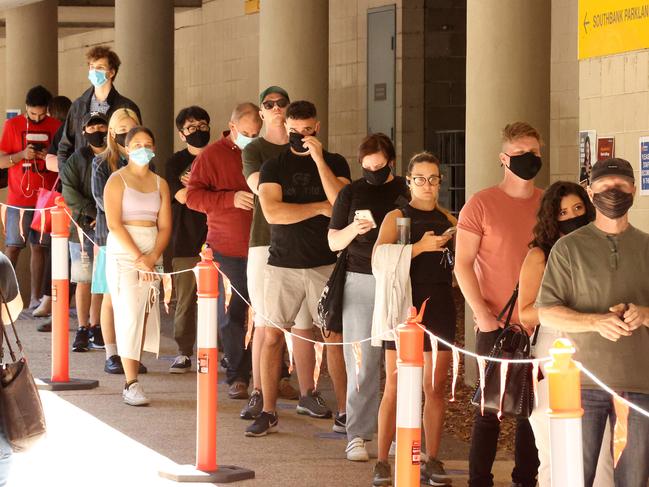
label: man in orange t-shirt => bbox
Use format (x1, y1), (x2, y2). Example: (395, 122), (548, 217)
(455, 122), (543, 487)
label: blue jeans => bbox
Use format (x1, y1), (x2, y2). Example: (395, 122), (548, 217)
(0, 427), (12, 487)
(581, 389), (649, 487)
(214, 251), (251, 386)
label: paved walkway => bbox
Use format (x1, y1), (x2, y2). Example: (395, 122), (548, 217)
(8, 306), (515, 486)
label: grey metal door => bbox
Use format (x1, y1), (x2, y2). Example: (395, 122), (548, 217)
(367, 5), (396, 141)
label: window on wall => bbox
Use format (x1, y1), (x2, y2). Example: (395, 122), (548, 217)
(435, 130), (465, 217)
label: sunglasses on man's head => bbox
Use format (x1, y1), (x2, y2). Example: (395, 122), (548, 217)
(262, 98), (289, 110)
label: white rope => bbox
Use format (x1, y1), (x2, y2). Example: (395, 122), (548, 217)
(577, 362), (649, 420)
(0, 202), (58, 211)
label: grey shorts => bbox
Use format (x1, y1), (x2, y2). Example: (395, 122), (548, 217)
(69, 239), (94, 283)
(263, 264), (334, 329)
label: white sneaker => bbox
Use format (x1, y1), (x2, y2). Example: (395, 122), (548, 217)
(346, 437), (369, 462)
(123, 381), (150, 406)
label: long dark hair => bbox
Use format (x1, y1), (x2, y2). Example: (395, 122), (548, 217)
(530, 181), (595, 258)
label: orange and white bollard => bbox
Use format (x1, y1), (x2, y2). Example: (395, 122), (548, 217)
(547, 338), (584, 487)
(395, 307), (425, 487)
(159, 247), (254, 483)
(38, 197), (98, 391)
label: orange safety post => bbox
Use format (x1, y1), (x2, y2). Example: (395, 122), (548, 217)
(546, 338), (584, 487)
(159, 247), (254, 483)
(38, 197), (98, 391)
(395, 306), (424, 487)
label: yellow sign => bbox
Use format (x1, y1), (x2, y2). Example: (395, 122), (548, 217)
(579, 0), (649, 59)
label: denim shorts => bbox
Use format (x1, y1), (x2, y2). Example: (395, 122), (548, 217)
(69, 239), (94, 284)
(3, 206), (50, 248)
(91, 246), (109, 294)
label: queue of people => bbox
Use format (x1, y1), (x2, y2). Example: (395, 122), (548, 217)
(1, 43), (648, 487)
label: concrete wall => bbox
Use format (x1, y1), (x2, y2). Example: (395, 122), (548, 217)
(329, 0), (424, 178)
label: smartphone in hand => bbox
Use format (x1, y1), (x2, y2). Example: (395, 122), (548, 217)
(442, 226), (457, 237)
(354, 209), (377, 228)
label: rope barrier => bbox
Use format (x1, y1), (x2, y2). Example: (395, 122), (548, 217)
(0, 202), (58, 211)
(11, 200), (649, 419)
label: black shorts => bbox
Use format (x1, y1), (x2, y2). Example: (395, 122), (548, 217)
(384, 283), (456, 352)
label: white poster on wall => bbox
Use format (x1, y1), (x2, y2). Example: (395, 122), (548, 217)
(579, 130), (597, 186)
(640, 136), (649, 196)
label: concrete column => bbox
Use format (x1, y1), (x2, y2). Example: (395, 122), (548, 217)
(5, 0), (58, 109)
(259, 0), (329, 145)
(4, 0), (58, 305)
(464, 0), (551, 381)
(114, 0), (174, 173)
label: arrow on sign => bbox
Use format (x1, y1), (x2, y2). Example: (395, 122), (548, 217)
(584, 11), (590, 34)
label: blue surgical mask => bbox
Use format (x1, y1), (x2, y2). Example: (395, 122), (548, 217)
(235, 131), (255, 150)
(88, 69), (108, 88)
(129, 147), (155, 166)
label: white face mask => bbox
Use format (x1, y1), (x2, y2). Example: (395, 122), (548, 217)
(129, 147), (155, 166)
(234, 131), (255, 150)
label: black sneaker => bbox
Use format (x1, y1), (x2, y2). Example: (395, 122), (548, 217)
(420, 457), (452, 486)
(296, 389), (332, 419)
(72, 327), (90, 352)
(104, 355), (124, 374)
(37, 320), (52, 332)
(372, 461), (392, 486)
(88, 325), (105, 350)
(333, 412), (346, 434)
(244, 411), (278, 437)
(240, 389), (263, 420)
(138, 362), (148, 374)
(169, 355), (191, 374)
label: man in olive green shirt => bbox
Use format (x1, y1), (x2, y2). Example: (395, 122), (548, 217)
(537, 158), (649, 487)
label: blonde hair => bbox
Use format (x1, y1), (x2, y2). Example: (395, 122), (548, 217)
(99, 108), (140, 173)
(407, 151), (457, 226)
(501, 122), (542, 145)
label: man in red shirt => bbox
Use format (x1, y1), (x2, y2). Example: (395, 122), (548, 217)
(0, 86), (61, 308)
(186, 102), (261, 399)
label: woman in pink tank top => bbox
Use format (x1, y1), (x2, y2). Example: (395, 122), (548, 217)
(104, 126), (172, 406)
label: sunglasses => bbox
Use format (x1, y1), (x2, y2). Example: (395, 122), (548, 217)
(262, 98), (289, 110)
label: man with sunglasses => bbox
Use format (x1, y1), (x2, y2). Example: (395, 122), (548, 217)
(246, 100), (351, 437)
(0, 85), (61, 310)
(455, 122), (543, 487)
(537, 158), (649, 487)
(164, 106), (209, 373)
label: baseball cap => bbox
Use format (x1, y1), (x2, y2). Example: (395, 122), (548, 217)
(81, 111), (108, 128)
(590, 157), (635, 183)
(259, 86), (290, 105)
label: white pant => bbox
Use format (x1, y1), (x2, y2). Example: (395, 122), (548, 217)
(530, 328), (614, 487)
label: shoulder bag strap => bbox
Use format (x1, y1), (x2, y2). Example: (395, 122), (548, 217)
(496, 283), (519, 328)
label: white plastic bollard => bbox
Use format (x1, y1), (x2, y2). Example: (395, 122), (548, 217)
(547, 338), (584, 487)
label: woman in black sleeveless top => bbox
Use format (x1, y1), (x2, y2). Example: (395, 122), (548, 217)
(371, 152), (457, 486)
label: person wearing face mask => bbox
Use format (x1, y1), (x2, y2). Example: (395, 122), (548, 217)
(0, 85), (61, 311)
(518, 182), (613, 487)
(538, 158), (649, 487)
(163, 106), (209, 373)
(104, 126), (171, 406)
(186, 103), (261, 400)
(248, 100), (351, 438)
(327, 133), (409, 462)
(57, 45), (140, 170)
(91, 108), (143, 372)
(455, 122), (543, 487)
(60, 112), (109, 354)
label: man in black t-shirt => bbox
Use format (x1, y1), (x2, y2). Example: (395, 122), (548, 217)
(245, 101), (351, 437)
(164, 106), (210, 373)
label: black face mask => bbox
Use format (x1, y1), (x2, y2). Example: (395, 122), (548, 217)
(185, 130), (210, 149)
(114, 132), (127, 148)
(592, 188), (634, 219)
(558, 213), (590, 235)
(363, 164), (392, 185)
(84, 131), (106, 149)
(506, 152), (543, 180)
(289, 132), (311, 153)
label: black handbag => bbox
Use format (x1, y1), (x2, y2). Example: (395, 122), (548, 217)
(317, 249), (348, 336)
(0, 290), (47, 451)
(470, 285), (535, 419)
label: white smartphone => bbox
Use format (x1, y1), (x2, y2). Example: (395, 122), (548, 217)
(442, 226), (457, 237)
(354, 209), (377, 228)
